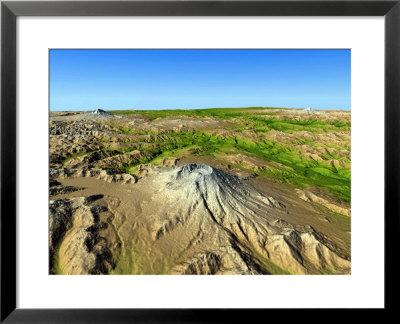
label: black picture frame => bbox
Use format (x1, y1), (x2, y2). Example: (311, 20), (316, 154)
(1, 0), (398, 322)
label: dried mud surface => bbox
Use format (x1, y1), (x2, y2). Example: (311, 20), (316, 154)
(49, 108), (351, 275)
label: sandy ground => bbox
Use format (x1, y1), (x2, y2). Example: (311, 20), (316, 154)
(49, 108), (351, 275)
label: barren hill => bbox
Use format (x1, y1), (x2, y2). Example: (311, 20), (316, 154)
(50, 163), (350, 275)
(49, 107), (351, 275)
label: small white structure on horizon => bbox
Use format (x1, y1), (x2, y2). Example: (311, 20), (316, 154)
(304, 107), (314, 114)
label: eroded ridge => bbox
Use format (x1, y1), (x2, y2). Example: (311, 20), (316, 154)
(50, 195), (121, 274)
(147, 164), (350, 274)
(49, 108), (351, 275)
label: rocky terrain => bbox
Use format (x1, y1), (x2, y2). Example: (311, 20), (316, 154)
(49, 107), (351, 275)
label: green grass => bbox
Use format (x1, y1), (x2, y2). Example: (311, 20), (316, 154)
(61, 151), (96, 165)
(243, 116), (350, 134)
(230, 137), (350, 202)
(66, 108), (351, 202)
(111, 107), (280, 118)
(50, 249), (64, 275)
(110, 241), (173, 274)
(325, 211), (351, 231)
(105, 149), (166, 174)
(111, 108), (350, 135)
(252, 250), (292, 275)
(63, 125), (351, 202)
(100, 128), (351, 202)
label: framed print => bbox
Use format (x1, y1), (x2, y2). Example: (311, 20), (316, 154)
(1, 0), (399, 322)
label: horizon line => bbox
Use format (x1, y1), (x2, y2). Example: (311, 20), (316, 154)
(49, 106), (351, 111)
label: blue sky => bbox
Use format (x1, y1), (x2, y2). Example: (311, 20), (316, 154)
(49, 49), (350, 111)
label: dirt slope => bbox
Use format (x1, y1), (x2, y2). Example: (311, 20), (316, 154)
(50, 164), (350, 275)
